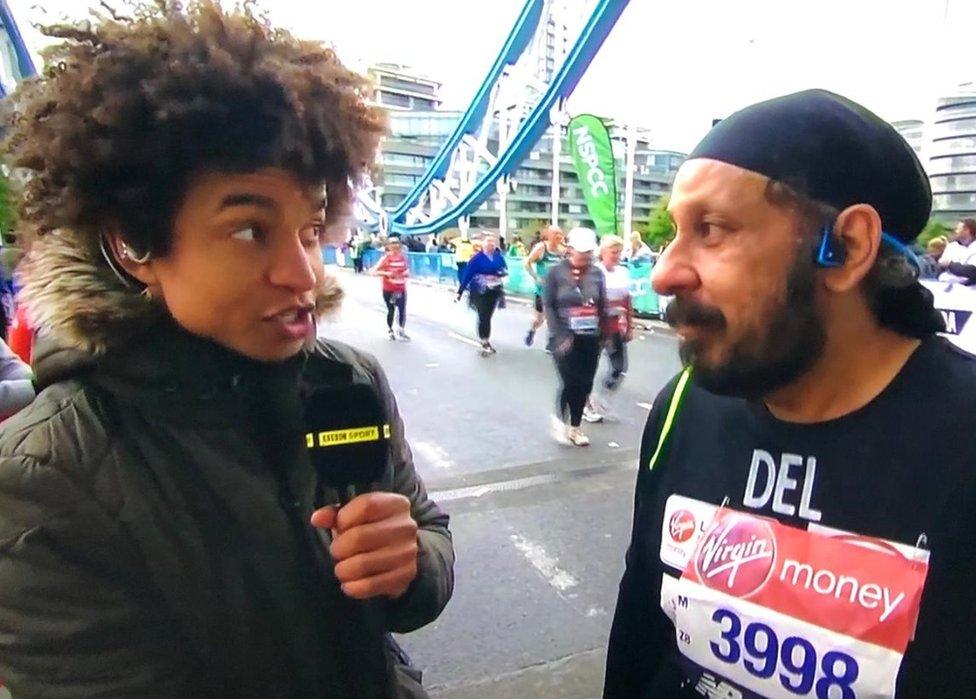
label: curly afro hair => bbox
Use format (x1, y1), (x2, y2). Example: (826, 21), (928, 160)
(4, 0), (387, 256)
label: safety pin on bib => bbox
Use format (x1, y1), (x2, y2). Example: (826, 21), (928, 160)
(912, 533), (928, 571)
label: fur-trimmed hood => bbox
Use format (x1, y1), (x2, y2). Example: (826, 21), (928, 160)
(18, 228), (343, 358)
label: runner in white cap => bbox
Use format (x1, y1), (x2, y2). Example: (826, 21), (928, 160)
(583, 234), (633, 423)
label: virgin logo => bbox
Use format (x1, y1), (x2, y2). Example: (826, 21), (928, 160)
(694, 514), (776, 598)
(669, 510), (696, 543)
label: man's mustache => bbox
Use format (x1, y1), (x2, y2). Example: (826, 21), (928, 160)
(665, 298), (726, 330)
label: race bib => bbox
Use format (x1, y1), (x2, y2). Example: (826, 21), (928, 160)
(660, 501), (929, 698)
(605, 299), (629, 335)
(568, 305), (599, 334)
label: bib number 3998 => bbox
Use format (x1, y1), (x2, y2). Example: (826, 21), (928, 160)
(710, 608), (859, 698)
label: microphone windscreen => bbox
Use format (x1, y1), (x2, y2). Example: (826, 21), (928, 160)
(303, 382), (389, 491)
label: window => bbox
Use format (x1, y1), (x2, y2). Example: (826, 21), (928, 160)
(932, 117), (976, 140)
(381, 92), (411, 108)
(385, 174), (418, 187)
(929, 154), (976, 174)
(930, 137), (976, 157)
(933, 192), (976, 210)
(385, 153), (427, 167)
(932, 174), (976, 193)
(411, 97), (437, 111)
(378, 75), (436, 96)
(936, 103), (976, 121)
(516, 184), (547, 197)
(569, 204), (582, 214)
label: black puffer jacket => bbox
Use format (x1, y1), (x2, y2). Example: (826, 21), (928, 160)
(0, 326), (453, 698)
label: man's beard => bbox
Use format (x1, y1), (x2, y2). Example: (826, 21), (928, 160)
(665, 254), (826, 400)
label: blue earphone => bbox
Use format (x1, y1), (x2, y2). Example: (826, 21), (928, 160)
(815, 226), (920, 274)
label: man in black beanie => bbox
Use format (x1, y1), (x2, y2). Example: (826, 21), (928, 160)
(605, 90), (974, 698)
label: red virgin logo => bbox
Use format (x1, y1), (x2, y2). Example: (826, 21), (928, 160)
(694, 514), (776, 598)
(669, 510), (697, 543)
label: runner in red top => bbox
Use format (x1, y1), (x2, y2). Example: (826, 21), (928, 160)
(372, 237), (410, 341)
(7, 305), (33, 365)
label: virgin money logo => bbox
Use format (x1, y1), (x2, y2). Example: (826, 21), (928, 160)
(669, 510), (697, 543)
(695, 514), (776, 598)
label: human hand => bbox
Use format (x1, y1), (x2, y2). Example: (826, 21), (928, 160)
(310, 493), (419, 600)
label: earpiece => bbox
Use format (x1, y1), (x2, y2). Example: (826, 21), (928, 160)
(814, 224), (921, 280)
(815, 226), (847, 268)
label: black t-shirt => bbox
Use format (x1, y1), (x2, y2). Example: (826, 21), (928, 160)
(605, 337), (976, 698)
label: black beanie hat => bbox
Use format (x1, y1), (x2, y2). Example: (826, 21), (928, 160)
(688, 89), (932, 243)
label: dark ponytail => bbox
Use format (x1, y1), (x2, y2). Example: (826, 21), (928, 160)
(865, 249), (945, 338)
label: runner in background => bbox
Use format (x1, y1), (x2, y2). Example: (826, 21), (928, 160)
(456, 235), (508, 356)
(584, 234), (633, 423)
(507, 235), (527, 258)
(7, 305), (33, 364)
(937, 218), (976, 284)
(544, 227), (607, 447)
(524, 225), (566, 347)
(371, 236), (410, 341)
(349, 231), (366, 273)
(605, 90), (972, 699)
(451, 235), (475, 290)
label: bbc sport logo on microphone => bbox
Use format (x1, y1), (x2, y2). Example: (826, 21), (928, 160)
(306, 425), (390, 449)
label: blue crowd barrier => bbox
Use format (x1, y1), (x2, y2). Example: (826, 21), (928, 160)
(324, 247), (664, 317)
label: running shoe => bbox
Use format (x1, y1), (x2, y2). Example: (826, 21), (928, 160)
(551, 415), (570, 445)
(397, 329), (411, 342)
(582, 406), (604, 423)
(388, 329), (396, 341)
(567, 427), (590, 447)
(590, 393), (618, 422)
(525, 329), (535, 347)
(480, 342), (492, 357)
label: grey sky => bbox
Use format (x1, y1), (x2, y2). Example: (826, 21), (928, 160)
(10, 0), (975, 152)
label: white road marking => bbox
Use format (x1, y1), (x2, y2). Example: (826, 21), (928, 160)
(431, 473), (560, 502)
(412, 440), (455, 470)
(608, 441), (620, 448)
(637, 402), (653, 410)
(425, 363), (440, 368)
(510, 534), (579, 592)
(448, 331), (483, 349)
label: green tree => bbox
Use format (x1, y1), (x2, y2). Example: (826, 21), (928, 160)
(518, 218), (550, 243)
(916, 219), (950, 248)
(640, 195), (675, 250)
(0, 169), (14, 237)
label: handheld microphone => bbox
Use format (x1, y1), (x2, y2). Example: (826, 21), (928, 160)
(303, 382), (393, 692)
(303, 382), (390, 506)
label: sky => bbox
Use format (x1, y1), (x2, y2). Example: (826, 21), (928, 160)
(8, 0), (976, 152)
